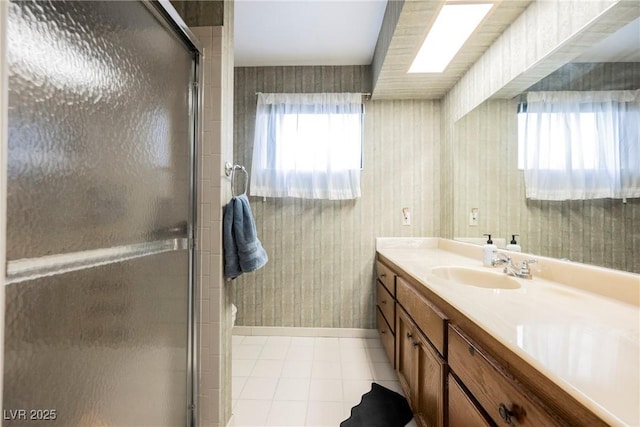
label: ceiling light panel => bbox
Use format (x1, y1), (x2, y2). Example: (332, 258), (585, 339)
(409, 2), (494, 73)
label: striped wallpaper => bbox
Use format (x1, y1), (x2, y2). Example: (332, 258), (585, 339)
(232, 66), (441, 328)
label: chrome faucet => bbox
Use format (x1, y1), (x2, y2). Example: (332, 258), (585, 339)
(492, 253), (537, 279)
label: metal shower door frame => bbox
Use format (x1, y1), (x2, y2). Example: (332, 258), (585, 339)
(143, 2), (203, 426)
(0, 0), (8, 414)
(0, 1), (203, 425)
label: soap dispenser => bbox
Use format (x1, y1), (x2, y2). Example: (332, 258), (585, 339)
(482, 234), (497, 267)
(506, 234), (521, 252)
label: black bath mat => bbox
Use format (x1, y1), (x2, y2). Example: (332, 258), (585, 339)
(341, 382), (414, 427)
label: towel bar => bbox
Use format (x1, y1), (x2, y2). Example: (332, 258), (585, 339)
(226, 162), (248, 197)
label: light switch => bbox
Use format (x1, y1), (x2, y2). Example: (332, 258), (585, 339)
(469, 208), (478, 226)
(402, 207), (411, 226)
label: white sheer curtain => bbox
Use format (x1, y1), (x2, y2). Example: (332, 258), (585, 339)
(518, 90), (640, 200)
(250, 93), (363, 200)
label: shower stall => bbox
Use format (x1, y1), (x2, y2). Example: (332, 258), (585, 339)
(2, 1), (200, 425)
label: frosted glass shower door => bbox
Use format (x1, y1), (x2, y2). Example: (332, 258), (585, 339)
(4, 1), (198, 425)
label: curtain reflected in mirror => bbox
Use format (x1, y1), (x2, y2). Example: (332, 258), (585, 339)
(452, 62), (640, 273)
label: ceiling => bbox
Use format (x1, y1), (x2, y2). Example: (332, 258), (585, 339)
(574, 16), (640, 63)
(234, 0), (387, 67)
(234, 1), (639, 99)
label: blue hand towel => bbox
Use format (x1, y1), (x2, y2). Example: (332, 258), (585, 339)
(223, 194), (268, 279)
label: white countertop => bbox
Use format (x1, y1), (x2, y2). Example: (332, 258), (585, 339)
(376, 238), (640, 427)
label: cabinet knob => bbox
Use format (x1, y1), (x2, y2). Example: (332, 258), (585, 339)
(498, 403), (513, 424)
(381, 299), (387, 304)
(468, 345), (475, 356)
(412, 341), (419, 348)
(498, 403), (524, 424)
(380, 273), (387, 278)
(406, 332), (413, 339)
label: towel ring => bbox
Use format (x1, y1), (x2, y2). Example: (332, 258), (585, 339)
(230, 165), (248, 197)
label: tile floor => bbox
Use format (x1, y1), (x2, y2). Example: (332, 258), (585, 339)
(229, 335), (418, 426)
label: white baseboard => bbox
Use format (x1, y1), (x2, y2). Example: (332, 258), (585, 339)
(233, 326), (378, 338)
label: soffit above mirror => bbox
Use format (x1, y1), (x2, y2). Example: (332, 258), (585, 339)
(371, 0), (533, 100)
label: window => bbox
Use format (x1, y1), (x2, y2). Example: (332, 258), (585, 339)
(517, 90), (640, 200)
(250, 93), (363, 200)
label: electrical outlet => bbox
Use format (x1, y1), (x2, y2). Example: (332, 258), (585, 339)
(469, 208), (478, 226)
(402, 208), (411, 226)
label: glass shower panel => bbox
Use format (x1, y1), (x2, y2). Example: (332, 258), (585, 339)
(3, 251), (189, 426)
(5, 0), (196, 425)
(6, 0), (194, 260)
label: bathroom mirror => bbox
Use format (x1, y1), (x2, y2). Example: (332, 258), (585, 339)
(451, 16), (640, 274)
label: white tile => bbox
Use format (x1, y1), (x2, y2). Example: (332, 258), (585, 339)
(342, 380), (373, 406)
(231, 332), (400, 427)
(371, 362), (399, 381)
(309, 379), (343, 402)
(273, 378), (310, 401)
(365, 346), (389, 363)
(266, 335), (292, 346)
(306, 401), (348, 426)
(232, 376), (247, 399)
(232, 335), (244, 347)
(265, 401), (308, 426)
(234, 344), (263, 360)
(314, 337), (340, 347)
(341, 361), (373, 380)
(239, 377), (278, 400)
(260, 343), (289, 360)
(228, 399), (271, 426)
(250, 359), (284, 378)
(280, 360), (313, 378)
(343, 402), (356, 422)
(232, 359), (256, 377)
(311, 361), (342, 379)
(287, 345), (314, 361)
(313, 345), (341, 362)
(339, 337), (365, 349)
(241, 335), (269, 345)
(340, 346), (369, 363)
(290, 336), (315, 347)
(364, 338), (382, 348)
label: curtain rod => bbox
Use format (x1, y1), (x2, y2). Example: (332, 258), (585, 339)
(255, 92), (371, 97)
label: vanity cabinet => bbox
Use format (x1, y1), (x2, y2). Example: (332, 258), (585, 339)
(448, 325), (562, 427)
(375, 260), (396, 366)
(396, 276), (447, 355)
(395, 271), (447, 427)
(397, 306), (445, 427)
(375, 254), (596, 427)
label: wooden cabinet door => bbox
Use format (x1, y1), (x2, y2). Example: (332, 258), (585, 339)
(376, 307), (395, 367)
(415, 333), (445, 427)
(449, 374), (493, 427)
(396, 306), (416, 405)
(397, 306), (445, 427)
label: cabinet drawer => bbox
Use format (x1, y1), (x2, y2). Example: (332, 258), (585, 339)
(396, 276), (447, 356)
(376, 280), (395, 333)
(376, 307), (395, 367)
(448, 325), (563, 427)
(448, 374), (493, 427)
(376, 260), (395, 295)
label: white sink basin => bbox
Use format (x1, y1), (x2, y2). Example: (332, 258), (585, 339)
(431, 266), (521, 290)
